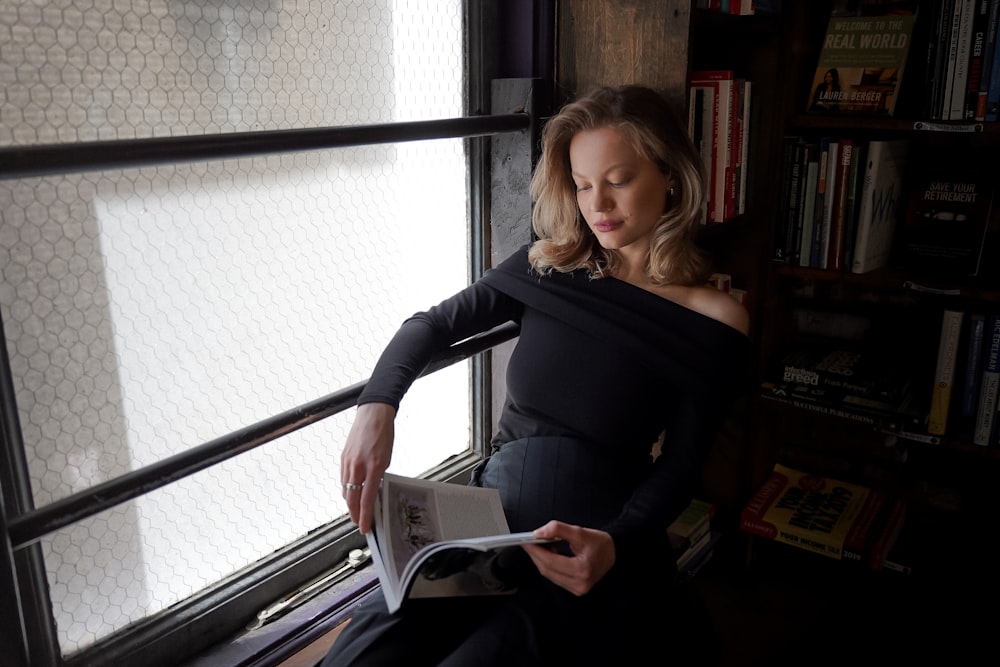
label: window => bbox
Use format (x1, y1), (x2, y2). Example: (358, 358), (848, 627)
(0, 1), (537, 665)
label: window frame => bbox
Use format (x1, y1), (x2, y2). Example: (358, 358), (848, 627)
(0, 0), (550, 664)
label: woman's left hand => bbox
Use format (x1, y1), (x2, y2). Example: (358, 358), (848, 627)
(521, 520), (615, 596)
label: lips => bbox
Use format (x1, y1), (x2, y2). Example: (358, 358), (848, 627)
(594, 219), (622, 232)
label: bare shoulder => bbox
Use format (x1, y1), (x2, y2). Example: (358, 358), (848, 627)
(674, 284), (750, 335)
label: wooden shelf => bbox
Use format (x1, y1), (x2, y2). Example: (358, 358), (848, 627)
(770, 262), (1000, 302)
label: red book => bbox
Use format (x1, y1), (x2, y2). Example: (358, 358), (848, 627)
(826, 138), (855, 271)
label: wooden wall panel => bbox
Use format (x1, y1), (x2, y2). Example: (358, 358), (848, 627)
(556, 0), (691, 113)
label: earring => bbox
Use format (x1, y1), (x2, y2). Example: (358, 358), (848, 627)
(668, 187), (677, 198)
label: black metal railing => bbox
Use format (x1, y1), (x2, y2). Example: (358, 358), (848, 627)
(0, 114), (530, 180)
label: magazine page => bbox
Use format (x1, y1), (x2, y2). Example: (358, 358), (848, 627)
(377, 473), (511, 594)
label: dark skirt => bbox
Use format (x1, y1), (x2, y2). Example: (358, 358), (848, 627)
(320, 437), (687, 667)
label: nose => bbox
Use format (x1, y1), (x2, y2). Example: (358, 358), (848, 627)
(590, 184), (613, 212)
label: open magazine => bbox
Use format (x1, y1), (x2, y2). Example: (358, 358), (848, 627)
(366, 472), (551, 614)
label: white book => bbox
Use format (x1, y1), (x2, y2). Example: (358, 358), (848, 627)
(850, 140), (909, 274)
(949, 0), (978, 119)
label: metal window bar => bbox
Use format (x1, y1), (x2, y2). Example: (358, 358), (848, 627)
(0, 115), (530, 181)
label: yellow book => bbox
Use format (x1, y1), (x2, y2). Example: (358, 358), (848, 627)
(740, 464), (871, 560)
(928, 310), (965, 436)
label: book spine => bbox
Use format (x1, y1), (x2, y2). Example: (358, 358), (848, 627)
(963, 0), (992, 119)
(798, 145), (820, 268)
(869, 497), (907, 572)
(973, 313), (1000, 445)
(840, 140), (867, 273)
(810, 137), (831, 268)
(987, 3), (1000, 119)
(930, 0), (958, 118)
(975, 0), (1000, 119)
(759, 382), (901, 430)
(948, 0), (976, 120)
(851, 140), (907, 275)
(928, 309), (965, 436)
(726, 77), (741, 221)
(739, 469), (786, 540)
(691, 71), (734, 223)
(773, 136), (798, 261)
(841, 489), (886, 568)
(959, 313), (986, 437)
(819, 140), (840, 270)
(942, 0), (968, 119)
(738, 79), (752, 215)
(785, 140), (805, 263)
(826, 138), (854, 271)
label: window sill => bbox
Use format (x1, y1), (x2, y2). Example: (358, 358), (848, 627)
(182, 566), (380, 667)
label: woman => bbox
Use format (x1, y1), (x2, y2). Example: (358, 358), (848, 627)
(811, 68), (841, 111)
(322, 84), (749, 666)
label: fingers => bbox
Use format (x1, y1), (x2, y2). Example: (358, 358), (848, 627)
(524, 523), (616, 596)
(339, 402), (396, 533)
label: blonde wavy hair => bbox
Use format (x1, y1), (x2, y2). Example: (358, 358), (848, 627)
(528, 85), (710, 286)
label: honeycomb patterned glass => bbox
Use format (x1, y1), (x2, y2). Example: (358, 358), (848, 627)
(0, 0), (471, 656)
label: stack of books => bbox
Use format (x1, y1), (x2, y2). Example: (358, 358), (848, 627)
(740, 463), (907, 572)
(760, 335), (927, 440)
(668, 498), (719, 580)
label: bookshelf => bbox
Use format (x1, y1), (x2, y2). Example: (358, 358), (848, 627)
(743, 0), (1000, 583)
(557, 0), (1000, 582)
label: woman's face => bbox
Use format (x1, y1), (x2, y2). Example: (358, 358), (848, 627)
(569, 126), (674, 253)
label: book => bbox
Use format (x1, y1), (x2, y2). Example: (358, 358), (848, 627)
(689, 85), (715, 224)
(740, 463), (874, 560)
(737, 78), (753, 215)
(850, 139), (909, 274)
(675, 528), (713, 570)
(776, 338), (912, 404)
(840, 139), (867, 272)
(955, 312), (986, 441)
(973, 313), (1000, 445)
(819, 139), (840, 269)
(675, 530), (722, 582)
(840, 488), (907, 571)
(947, 0), (977, 119)
(759, 379), (925, 436)
(786, 139), (807, 265)
(927, 0), (956, 118)
(810, 137), (833, 267)
(728, 76), (744, 220)
(691, 70), (735, 223)
(986, 1), (1000, 118)
(975, 0), (1000, 120)
(928, 309), (964, 436)
(896, 158), (995, 279)
(961, 0), (993, 120)
(941, 0), (969, 118)
(806, 1), (921, 117)
(366, 473), (552, 614)
(668, 498), (715, 553)
(774, 136), (804, 263)
(798, 143), (821, 268)
(826, 137), (855, 270)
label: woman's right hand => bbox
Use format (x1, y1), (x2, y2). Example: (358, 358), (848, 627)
(340, 402), (396, 534)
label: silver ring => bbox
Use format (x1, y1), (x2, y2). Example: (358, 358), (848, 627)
(344, 482), (363, 491)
